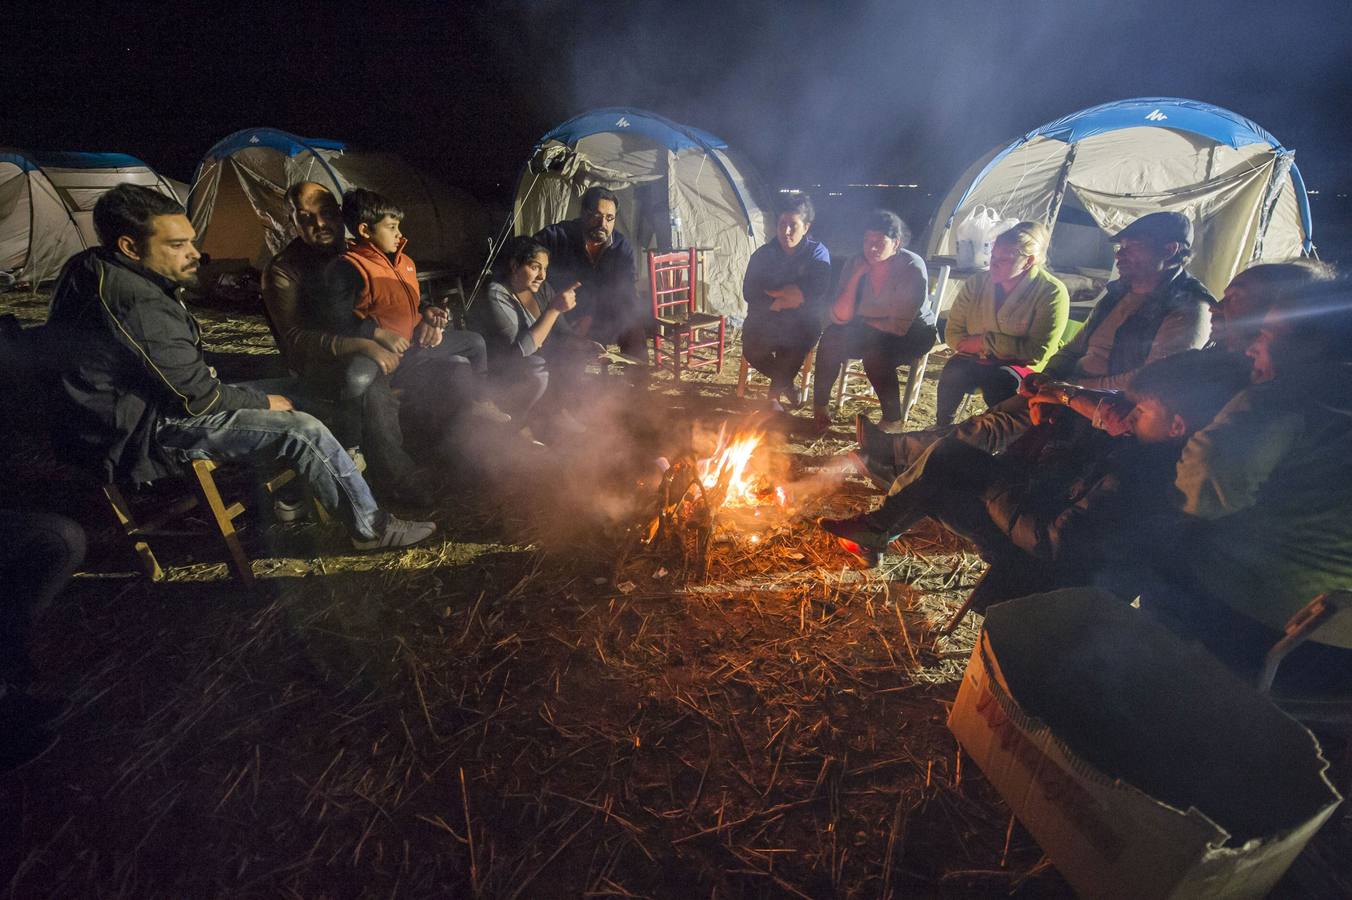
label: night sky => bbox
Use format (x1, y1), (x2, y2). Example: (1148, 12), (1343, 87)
(5, 1), (1351, 215)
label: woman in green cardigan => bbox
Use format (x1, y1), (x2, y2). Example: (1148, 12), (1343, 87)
(935, 222), (1069, 425)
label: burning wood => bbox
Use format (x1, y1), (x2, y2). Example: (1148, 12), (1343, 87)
(628, 419), (794, 578)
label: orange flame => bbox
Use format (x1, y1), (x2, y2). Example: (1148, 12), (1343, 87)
(696, 425), (773, 509)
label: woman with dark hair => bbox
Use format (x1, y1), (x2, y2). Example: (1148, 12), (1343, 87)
(467, 236), (591, 436)
(742, 194), (833, 411)
(810, 210), (936, 432)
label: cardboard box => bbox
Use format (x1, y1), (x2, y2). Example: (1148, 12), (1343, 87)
(948, 588), (1343, 899)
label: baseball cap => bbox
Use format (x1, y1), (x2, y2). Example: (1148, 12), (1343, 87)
(1113, 211), (1193, 248)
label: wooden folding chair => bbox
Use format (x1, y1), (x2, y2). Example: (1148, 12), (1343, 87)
(102, 461), (327, 587)
(734, 349), (816, 403)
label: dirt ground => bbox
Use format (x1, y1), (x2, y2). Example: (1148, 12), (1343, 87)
(1, 289), (1347, 898)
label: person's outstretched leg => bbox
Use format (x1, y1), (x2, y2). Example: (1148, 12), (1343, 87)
(978, 364), (1023, 410)
(411, 332), (511, 422)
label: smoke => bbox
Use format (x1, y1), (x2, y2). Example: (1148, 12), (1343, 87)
(484, 0), (1352, 198)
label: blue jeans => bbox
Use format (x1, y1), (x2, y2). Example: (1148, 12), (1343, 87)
(155, 408), (382, 540)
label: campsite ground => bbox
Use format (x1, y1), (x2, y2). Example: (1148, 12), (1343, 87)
(1, 290), (1349, 898)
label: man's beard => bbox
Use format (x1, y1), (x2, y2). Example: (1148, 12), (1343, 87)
(587, 229), (611, 246)
(178, 267), (201, 288)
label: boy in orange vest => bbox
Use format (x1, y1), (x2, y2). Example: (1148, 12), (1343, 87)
(322, 188), (510, 438)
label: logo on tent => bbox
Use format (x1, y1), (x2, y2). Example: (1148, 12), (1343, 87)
(1144, 109), (1169, 121)
(249, 135), (261, 143)
(616, 117), (631, 128)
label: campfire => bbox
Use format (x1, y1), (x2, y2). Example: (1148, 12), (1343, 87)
(628, 419), (794, 577)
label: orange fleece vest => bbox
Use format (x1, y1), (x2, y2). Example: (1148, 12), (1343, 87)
(344, 238), (421, 341)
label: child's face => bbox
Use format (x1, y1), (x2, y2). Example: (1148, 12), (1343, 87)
(1126, 396), (1184, 443)
(363, 215), (403, 254)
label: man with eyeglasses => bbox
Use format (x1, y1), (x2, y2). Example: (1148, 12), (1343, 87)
(534, 185), (649, 362)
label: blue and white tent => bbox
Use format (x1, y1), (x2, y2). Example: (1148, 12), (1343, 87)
(924, 98), (1312, 305)
(188, 127), (488, 271)
(513, 108), (772, 317)
(0, 149), (184, 285)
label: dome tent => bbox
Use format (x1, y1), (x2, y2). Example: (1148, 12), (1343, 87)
(924, 98), (1313, 308)
(187, 127), (489, 273)
(0, 149), (183, 285)
(513, 108), (772, 319)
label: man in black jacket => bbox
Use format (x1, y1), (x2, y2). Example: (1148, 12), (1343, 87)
(44, 184), (434, 550)
(820, 350), (1248, 585)
(535, 186), (649, 361)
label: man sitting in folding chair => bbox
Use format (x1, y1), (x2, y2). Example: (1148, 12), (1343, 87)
(44, 184), (435, 552)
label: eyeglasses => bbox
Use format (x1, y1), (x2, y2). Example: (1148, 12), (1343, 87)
(586, 212), (616, 224)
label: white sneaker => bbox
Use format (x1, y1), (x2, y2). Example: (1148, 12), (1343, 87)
(351, 514), (437, 551)
(273, 497), (307, 523)
(469, 399), (512, 423)
(517, 426), (547, 447)
(553, 408), (587, 435)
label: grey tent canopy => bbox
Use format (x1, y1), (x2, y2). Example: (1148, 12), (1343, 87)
(1, 149), (183, 284)
(513, 108), (773, 318)
(188, 127), (489, 272)
(924, 97), (1313, 308)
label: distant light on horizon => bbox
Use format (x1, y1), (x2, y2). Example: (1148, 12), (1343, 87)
(778, 183), (921, 193)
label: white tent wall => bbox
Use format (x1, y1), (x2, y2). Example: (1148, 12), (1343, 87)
(190, 149), (301, 267)
(42, 163), (183, 249)
(1260, 178), (1308, 261)
(1, 154), (181, 284)
(924, 113), (1311, 312)
(1061, 130), (1280, 294)
(0, 163), (84, 283)
(925, 137), (1071, 259)
(668, 148), (766, 317)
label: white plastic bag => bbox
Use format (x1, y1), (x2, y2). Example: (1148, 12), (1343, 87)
(954, 206), (1018, 270)
(955, 205), (998, 269)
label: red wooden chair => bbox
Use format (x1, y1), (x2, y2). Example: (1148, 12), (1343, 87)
(649, 249), (725, 378)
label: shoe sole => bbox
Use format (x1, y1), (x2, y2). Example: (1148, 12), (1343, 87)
(835, 536), (881, 568)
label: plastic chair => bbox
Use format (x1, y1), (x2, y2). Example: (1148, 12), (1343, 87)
(649, 249), (724, 378)
(833, 353), (930, 427)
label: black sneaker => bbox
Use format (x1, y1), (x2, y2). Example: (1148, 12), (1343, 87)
(817, 515), (894, 568)
(847, 451), (895, 491)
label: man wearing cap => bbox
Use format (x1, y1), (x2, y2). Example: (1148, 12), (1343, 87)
(856, 211), (1214, 478)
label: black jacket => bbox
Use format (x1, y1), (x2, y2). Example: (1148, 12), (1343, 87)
(534, 219), (641, 327)
(45, 249), (268, 483)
